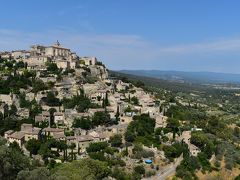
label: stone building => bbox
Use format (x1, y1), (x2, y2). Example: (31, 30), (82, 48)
(25, 41), (78, 70)
(80, 57), (96, 66)
(12, 50), (30, 60)
(7, 131), (25, 147)
(4, 124), (41, 147)
(0, 51), (12, 59)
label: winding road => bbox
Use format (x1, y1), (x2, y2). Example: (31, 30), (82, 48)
(143, 156), (183, 180)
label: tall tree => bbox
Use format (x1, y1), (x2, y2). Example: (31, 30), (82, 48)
(166, 118), (180, 140)
(25, 139), (41, 157)
(9, 104), (17, 116)
(48, 108), (56, 127)
(69, 143), (76, 161)
(3, 104), (9, 119)
(0, 144), (30, 179)
(115, 106), (120, 124)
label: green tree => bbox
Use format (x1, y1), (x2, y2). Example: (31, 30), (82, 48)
(109, 134), (122, 147)
(124, 130), (136, 142)
(115, 106), (120, 122)
(86, 142), (108, 153)
(29, 99), (42, 119)
(44, 92), (60, 106)
(166, 118), (180, 139)
(72, 117), (92, 130)
(92, 111), (111, 127)
(52, 159), (110, 179)
(62, 92), (94, 113)
(17, 167), (50, 180)
(125, 114), (155, 143)
(176, 156), (200, 179)
(3, 104), (9, 119)
(131, 96), (139, 105)
(32, 79), (47, 94)
(57, 140), (68, 161)
(190, 132), (215, 158)
(235, 175), (240, 180)
(9, 104), (17, 116)
(46, 62), (59, 73)
(69, 143), (76, 161)
(48, 108), (56, 127)
(15, 61), (25, 69)
(0, 145), (30, 180)
(9, 141), (22, 153)
(25, 139), (41, 157)
(38, 143), (51, 163)
(134, 165), (145, 175)
(233, 127), (240, 138)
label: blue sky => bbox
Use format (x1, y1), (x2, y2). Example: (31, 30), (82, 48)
(1, 0), (240, 73)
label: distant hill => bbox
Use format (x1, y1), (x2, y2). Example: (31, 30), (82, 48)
(109, 70), (210, 94)
(119, 70), (240, 84)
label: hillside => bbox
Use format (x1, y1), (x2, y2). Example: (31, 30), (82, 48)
(119, 70), (240, 84)
(110, 70), (210, 93)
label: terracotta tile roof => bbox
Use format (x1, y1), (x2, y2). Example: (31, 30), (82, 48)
(76, 135), (93, 142)
(43, 128), (64, 133)
(24, 128), (41, 135)
(9, 132), (25, 140)
(4, 130), (14, 135)
(53, 132), (66, 139)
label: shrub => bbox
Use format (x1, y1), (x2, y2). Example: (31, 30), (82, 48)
(145, 170), (156, 177)
(134, 165), (145, 175)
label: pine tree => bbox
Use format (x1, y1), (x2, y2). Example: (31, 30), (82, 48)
(115, 106), (120, 123)
(105, 92), (109, 106)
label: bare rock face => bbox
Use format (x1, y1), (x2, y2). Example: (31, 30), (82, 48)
(75, 68), (86, 77)
(89, 65), (108, 80)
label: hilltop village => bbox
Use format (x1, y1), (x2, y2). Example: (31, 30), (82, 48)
(0, 42), (204, 179)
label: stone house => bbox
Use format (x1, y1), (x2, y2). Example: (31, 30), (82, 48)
(52, 132), (66, 141)
(12, 50), (30, 60)
(104, 124), (128, 138)
(18, 108), (30, 118)
(88, 108), (105, 116)
(8, 131), (25, 147)
(82, 83), (99, 96)
(116, 80), (129, 91)
(54, 112), (65, 125)
(76, 135), (94, 152)
(0, 51), (12, 59)
(4, 130), (14, 139)
(20, 123), (41, 141)
(88, 131), (108, 142)
(80, 57), (96, 66)
(4, 124), (41, 147)
(55, 60), (70, 70)
(66, 135), (94, 153)
(0, 94), (12, 105)
(0, 103), (6, 115)
(43, 127), (64, 137)
(35, 111), (50, 124)
(25, 92), (35, 101)
(177, 131), (201, 157)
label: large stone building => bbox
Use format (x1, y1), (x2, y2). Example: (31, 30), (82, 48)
(30, 41), (71, 59)
(20, 41), (79, 70)
(12, 50), (30, 60)
(4, 124), (41, 147)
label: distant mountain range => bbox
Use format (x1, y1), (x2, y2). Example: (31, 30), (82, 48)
(118, 70), (240, 84)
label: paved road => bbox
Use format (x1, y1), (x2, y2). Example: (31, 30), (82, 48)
(143, 156), (183, 180)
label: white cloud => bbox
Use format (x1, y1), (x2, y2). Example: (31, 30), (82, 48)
(159, 38), (240, 54)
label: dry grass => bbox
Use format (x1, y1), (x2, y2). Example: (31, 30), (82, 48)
(196, 158), (240, 180)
